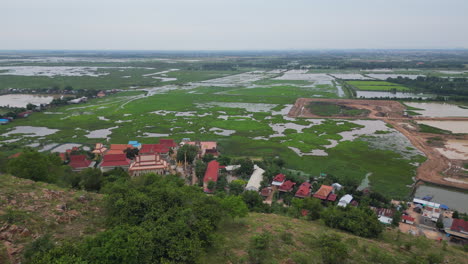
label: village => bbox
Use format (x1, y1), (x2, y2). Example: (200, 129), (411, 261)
(24, 136), (466, 248)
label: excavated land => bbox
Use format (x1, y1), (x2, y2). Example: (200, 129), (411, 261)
(289, 98), (468, 190)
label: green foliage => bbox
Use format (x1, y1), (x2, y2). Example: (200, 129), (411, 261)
(228, 180), (246, 196)
(241, 191), (264, 212)
(202, 153), (215, 163)
(321, 206), (383, 238)
(6, 150), (58, 183)
(0, 206), (28, 224)
(219, 195), (248, 218)
(248, 231), (271, 264)
(291, 197), (323, 220)
(234, 158), (254, 178)
(418, 124), (451, 134)
(177, 144), (199, 164)
(23, 234), (55, 262)
(316, 233), (349, 264)
(78, 168), (103, 192)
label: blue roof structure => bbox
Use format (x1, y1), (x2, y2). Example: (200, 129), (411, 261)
(128, 140), (141, 148)
(440, 204), (449, 210)
(0, 118), (10, 124)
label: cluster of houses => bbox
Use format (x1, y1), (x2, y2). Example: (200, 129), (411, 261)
(66, 139), (219, 178)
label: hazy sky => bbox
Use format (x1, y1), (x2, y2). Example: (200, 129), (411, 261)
(1, 0), (467, 50)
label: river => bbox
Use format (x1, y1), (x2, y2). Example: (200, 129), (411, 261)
(414, 185), (468, 213)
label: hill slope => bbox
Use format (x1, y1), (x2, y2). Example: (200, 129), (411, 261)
(203, 213), (468, 264)
(0, 174), (105, 264)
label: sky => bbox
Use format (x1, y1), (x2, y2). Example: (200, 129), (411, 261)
(1, 0), (468, 50)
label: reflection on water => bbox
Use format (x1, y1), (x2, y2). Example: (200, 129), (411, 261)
(415, 185), (468, 213)
(405, 102), (468, 117)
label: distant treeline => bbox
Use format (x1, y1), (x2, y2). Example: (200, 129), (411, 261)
(388, 76), (468, 97)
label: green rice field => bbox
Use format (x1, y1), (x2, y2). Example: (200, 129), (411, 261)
(347, 81), (410, 91)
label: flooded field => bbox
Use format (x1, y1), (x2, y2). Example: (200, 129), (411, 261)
(415, 185), (468, 213)
(405, 102), (468, 117)
(0, 94), (61, 107)
(274, 70), (334, 85)
(2, 126), (59, 137)
(435, 139), (468, 160)
(356, 91), (432, 99)
(330, 74), (372, 80)
(0, 66), (111, 77)
(367, 74), (423, 80)
(416, 120), (468, 134)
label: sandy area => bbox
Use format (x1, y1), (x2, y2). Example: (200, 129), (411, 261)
(436, 139), (468, 160)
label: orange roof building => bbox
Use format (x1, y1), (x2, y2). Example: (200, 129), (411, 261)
(106, 144), (133, 155)
(313, 185), (334, 200)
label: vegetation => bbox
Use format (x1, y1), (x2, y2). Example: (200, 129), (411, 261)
(418, 124), (452, 134)
(308, 101), (369, 117)
(347, 80), (410, 91)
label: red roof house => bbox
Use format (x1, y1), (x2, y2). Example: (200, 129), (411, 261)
(295, 182), (311, 198)
(402, 215), (415, 225)
(99, 154), (131, 172)
(204, 160), (220, 183)
(260, 187), (273, 197)
(313, 185), (333, 200)
(69, 155), (93, 171)
(279, 180), (296, 192)
(159, 139), (177, 148)
(272, 173), (286, 186)
(203, 160), (220, 193)
(139, 144), (170, 155)
(327, 194), (337, 202)
(451, 219), (468, 234)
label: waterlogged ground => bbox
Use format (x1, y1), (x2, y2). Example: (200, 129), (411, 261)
(0, 70), (425, 198)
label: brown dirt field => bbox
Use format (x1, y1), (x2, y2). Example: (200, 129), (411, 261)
(289, 98), (468, 190)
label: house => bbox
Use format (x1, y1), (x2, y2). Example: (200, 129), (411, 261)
(445, 218), (468, 242)
(260, 187), (273, 197)
(8, 152), (22, 159)
(203, 160), (220, 192)
(413, 198), (440, 209)
(97, 91), (106, 98)
(422, 207), (441, 222)
(106, 144), (133, 155)
(371, 207), (395, 224)
(159, 139), (177, 149)
(279, 180), (296, 192)
(402, 215), (415, 225)
(186, 141), (218, 157)
(99, 154), (132, 172)
(91, 143), (108, 156)
(338, 194), (353, 207)
(139, 144), (169, 155)
(128, 154), (169, 177)
(295, 182), (311, 198)
(17, 110), (32, 118)
(272, 174), (286, 186)
(313, 185), (334, 200)
(68, 155), (94, 171)
(245, 165), (265, 191)
(332, 183), (343, 191)
(0, 118), (10, 125)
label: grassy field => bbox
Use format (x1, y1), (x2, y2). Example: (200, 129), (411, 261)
(347, 81), (410, 91)
(202, 213), (468, 264)
(0, 69), (424, 198)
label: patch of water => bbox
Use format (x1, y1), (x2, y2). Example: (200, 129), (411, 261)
(405, 102), (468, 117)
(51, 143), (82, 153)
(39, 143), (59, 152)
(0, 94), (59, 108)
(435, 139), (468, 160)
(356, 91), (432, 99)
(274, 70), (334, 85)
(143, 132), (170, 137)
(415, 185), (468, 213)
(209, 127), (236, 136)
(0, 66), (110, 77)
(200, 102), (278, 112)
(357, 173), (372, 191)
(416, 120), (468, 134)
(330, 74), (372, 80)
(98, 116), (110, 121)
(3, 126), (59, 137)
(367, 74), (424, 80)
(85, 126), (118, 139)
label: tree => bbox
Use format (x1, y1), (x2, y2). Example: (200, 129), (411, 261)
(176, 144), (199, 164)
(124, 147), (139, 160)
(195, 160), (207, 186)
(248, 231), (271, 264)
(79, 168), (103, 191)
(219, 196), (248, 218)
(235, 158), (254, 178)
(217, 155), (231, 166)
(392, 211), (402, 227)
(26, 103), (36, 110)
(242, 191), (264, 211)
(229, 180), (246, 196)
(452, 210), (459, 219)
(207, 180), (216, 191)
(321, 206), (383, 238)
(317, 233), (349, 264)
(7, 150), (51, 182)
(202, 153), (215, 163)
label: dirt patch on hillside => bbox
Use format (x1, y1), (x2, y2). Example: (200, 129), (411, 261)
(289, 98), (468, 190)
(0, 175), (104, 264)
